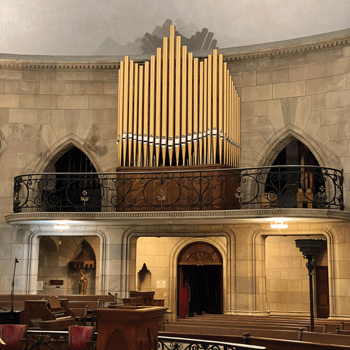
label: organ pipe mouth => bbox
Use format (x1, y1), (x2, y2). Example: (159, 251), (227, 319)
(116, 25), (240, 168)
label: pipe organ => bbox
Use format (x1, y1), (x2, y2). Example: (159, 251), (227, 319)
(117, 25), (240, 168)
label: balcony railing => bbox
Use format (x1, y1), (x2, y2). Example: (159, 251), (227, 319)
(13, 166), (343, 213)
(24, 331), (266, 350)
(159, 336), (266, 350)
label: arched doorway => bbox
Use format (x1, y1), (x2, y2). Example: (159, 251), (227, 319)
(177, 242), (222, 318)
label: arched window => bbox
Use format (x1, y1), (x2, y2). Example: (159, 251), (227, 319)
(44, 147), (101, 212)
(264, 138), (325, 208)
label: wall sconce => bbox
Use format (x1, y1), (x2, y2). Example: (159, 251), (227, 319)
(270, 220), (288, 229)
(53, 224), (70, 230)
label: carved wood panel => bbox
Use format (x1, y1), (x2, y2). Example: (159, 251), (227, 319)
(178, 242), (222, 266)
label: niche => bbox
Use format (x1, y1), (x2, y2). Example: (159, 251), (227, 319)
(138, 263), (152, 291)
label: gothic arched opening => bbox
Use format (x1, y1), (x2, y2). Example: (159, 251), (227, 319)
(43, 146), (101, 212)
(264, 138), (325, 208)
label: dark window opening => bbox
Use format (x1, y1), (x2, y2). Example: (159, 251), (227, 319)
(44, 147), (101, 212)
(265, 139), (325, 208)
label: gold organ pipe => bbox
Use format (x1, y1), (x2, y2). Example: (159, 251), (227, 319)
(117, 25), (240, 169)
(203, 58), (208, 165)
(193, 57), (199, 166)
(212, 50), (218, 164)
(149, 55), (156, 166)
(187, 52), (193, 166)
(198, 61), (204, 165)
(235, 90), (239, 167)
(181, 45), (188, 166)
(227, 74), (232, 166)
(218, 54), (223, 164)
(133, 63), (139, 167)
(122, 57), (129, 167)
(117, 60), (124, 167)
(137, 65), (144, 167)
(227, 68), (231, 166)
(231, 81), (235, 166)
(127, 60), (134, 167)
(238, 94), (241, 166)
(223, 63), (228, 165)
(168, 26), (175, 166)
(175, 35), (182, 166)
(162, 37), (169, 166)
(207, 54), (212, 164)
(143, 61), (150, 167)
(155, 47), (162, 166)
(230, 81), (234, 166)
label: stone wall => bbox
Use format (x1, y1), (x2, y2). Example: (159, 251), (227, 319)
(228, 42), (350, 207)
(0, 64), (119, 225)
(0, 30), (349, 317)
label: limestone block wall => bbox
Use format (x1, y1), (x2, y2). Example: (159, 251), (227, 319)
(136, 237), (181, 308)
(228, 43), (350, 208)
(0, 64), (119, 225)
(136, 235), (228, 317)
(332, 223), (350, 317)
(265, 235), (311, 314)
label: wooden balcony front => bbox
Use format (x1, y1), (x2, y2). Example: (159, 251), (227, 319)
(12, 165), (343, 213)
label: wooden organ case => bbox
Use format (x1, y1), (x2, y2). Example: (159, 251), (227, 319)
(115, 25), (241, 211)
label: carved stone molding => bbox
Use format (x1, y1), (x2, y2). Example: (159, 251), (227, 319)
(0, 29), (349, 69)
(5, 208), (350, 226)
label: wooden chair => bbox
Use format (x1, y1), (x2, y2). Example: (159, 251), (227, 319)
(71, 306), (89, 326)
(68, 325), (95, 350)
(0, 324), (28, 350)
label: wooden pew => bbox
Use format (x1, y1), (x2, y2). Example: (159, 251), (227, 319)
(162, 315), (350, 349)
(0, 294), (114, 312)
(160, 331), (350, 350)
(184, 313), (343, 333)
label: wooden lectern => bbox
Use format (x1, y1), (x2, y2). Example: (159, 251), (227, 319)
(95, 306), (167, 350)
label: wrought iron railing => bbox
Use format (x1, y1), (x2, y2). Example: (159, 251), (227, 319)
(24, 331), (266, 350)
(13, 166), (343, 213)
(158, 336), (266, 350)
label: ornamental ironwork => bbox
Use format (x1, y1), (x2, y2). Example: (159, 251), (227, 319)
(12, 165), (343, 213)
(158, 336), (266, 350)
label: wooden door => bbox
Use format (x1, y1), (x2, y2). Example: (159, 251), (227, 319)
(178, 266), (190, 318)
(316, 266), (330, 318)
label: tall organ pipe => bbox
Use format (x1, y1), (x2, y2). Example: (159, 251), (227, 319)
(116, 26), (240, 168)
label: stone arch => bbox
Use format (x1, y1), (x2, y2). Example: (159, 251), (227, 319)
(26, 227), (107, 295)
(38, 236), (97, 294)
(252, 227), (335, 316)
(169, 237), (228, 318)
(177, 241), (224, 317)
(177, 241), (223, 265)
(259, 128), (341, 169)
(120, 225), (235, 321)
(33, 134), (102, 174)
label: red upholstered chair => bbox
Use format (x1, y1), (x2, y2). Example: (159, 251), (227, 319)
(0, 324), (28, 350)
(68, 326), (95, 350)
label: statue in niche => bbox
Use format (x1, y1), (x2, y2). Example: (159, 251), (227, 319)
(78, 269), (88, 295)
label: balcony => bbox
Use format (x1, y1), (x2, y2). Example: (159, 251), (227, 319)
(12, 166), (343, 214)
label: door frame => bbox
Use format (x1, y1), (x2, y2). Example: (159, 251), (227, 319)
(177, 241), (224, 318)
